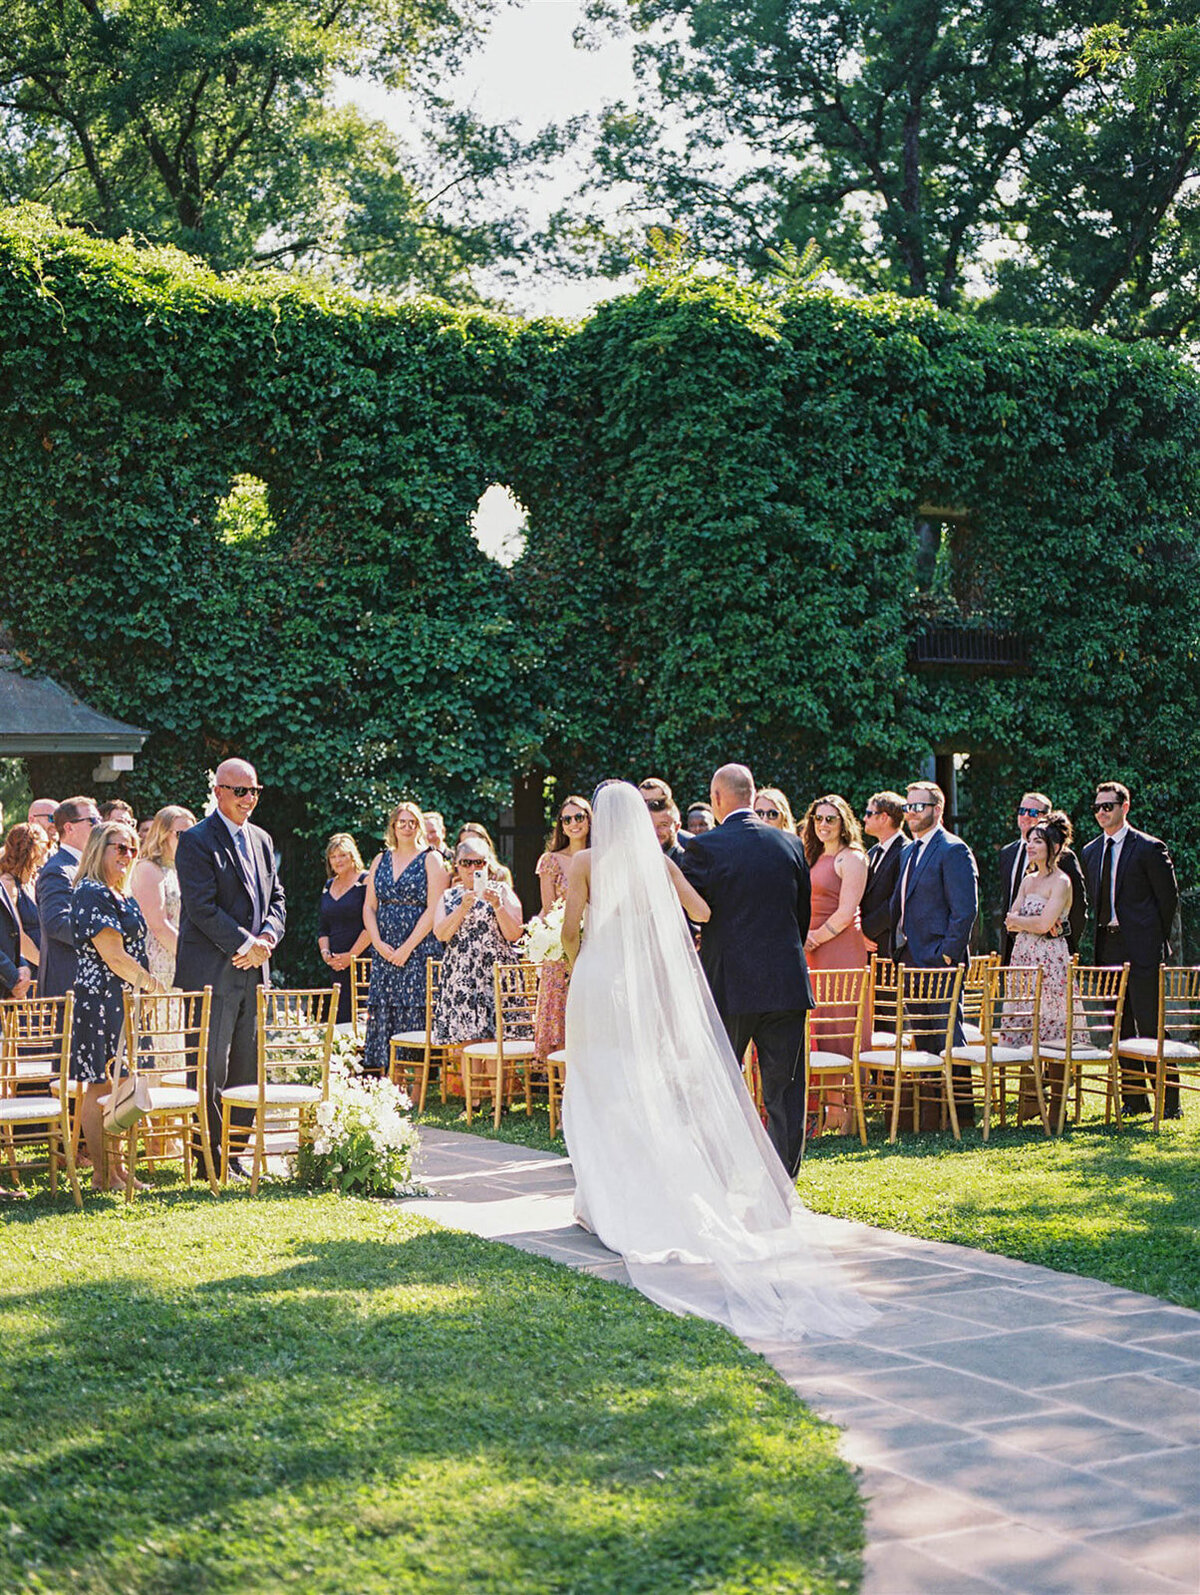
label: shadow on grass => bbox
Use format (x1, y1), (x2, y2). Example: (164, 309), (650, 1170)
(0, 1209), (864, 1595)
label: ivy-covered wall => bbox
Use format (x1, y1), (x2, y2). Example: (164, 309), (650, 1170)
(1, 207), (1197, 975)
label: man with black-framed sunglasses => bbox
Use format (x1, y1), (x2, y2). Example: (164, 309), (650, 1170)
(176, 757), (287, 1167)
(1082, 780), (1179, 1116)
(638, 777), (687, 864)
(997, 790), (1088, 964)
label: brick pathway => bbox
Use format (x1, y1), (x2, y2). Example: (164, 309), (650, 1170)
(401, 1128), (1200, 1595)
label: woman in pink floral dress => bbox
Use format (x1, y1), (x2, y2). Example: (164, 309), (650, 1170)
(533, 796), (593, 1061)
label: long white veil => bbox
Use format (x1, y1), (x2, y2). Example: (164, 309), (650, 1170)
(563, 781), (876, 1342)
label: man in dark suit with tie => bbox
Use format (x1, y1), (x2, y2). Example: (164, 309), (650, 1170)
(860, 791), (906, 960)
(1082, 780), (1179, 1116)
(680, 762), (812, 1175)
(36, 796), (102, 998)
(175, 759), (286, 1165)
(891, 780), (980, 1128)
(998, 791), (1087, 961)
(0, 878), (32, 1000)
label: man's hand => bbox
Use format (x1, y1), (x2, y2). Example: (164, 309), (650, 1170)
(11, 967), (31, 1000)
(232, 937), (272, 970)
(863, 935), (878, 953)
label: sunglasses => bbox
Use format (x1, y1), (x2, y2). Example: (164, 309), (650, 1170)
(1017, 806), (1048, 818)
(1093, 800), (1120, 812)
(755, 808), (781, 821)
(862, 808), (879, 818)
(108, 842), (138, 858)
(814, 813), (840, 825)
(217, 784), (263, 798)
(643, 798), (669, 812)
(903, 801), (935, 812)
(458, 858), (487, 869)
(561, 812), (588, 825)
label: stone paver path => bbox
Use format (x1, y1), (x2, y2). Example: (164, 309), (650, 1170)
(401, 1128), (1200, 1595)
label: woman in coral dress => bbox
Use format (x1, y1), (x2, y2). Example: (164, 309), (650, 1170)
(532, 795), (593, 1060)
(801, 795), (871, 1135)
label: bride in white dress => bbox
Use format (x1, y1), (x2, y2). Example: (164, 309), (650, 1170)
(560, 780), (876, 1342)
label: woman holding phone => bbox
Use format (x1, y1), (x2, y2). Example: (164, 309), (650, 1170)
(432, 838), (524, 1044)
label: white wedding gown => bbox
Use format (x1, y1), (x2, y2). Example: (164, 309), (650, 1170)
(562, 782), (877, 1342)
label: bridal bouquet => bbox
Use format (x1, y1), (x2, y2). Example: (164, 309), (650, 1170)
(296, 1062), (420, 1197)
(520, 901), (565, 964)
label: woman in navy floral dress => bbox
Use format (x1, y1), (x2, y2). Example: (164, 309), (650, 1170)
(432, 840), (526, 1044)
(362, 801), (450, 1075)
(70, 821), (167, 1191)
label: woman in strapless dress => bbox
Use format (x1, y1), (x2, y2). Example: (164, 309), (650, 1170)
(801, 795), (870, 1135)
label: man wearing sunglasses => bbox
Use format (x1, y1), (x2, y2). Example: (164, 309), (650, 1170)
(997, 791), (1088, 964)
(1082, 781), (1179, 1116)
(176, 758), (287, 1167)
(860, 791), (906, 960)
(638, 777), (687, 863)
(36, 795), (102, 998)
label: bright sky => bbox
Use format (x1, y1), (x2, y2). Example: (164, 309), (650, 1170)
(344, 0), (639, 320)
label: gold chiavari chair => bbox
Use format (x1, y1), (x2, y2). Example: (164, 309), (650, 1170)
(219, 987), (336, 1193)
(806, 967), (870, 1149)
(1040, 963), (1130, 1135)
(858, 965), (967, 1141)
(1116, 966), (1200, 1131)
(350, 955), (373, 1039)
(961, 953), (998, 1045)
(388, 958), (453, 1111)
(100, 988), (217, 1201)
(545, 1047), (567, 1138)
(0, 995), (79, 1205)
(950, 963), (1044, 1140)
(460, 963), (539, 1128)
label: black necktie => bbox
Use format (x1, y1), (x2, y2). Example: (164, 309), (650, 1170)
(1098, 836), (1114, 928)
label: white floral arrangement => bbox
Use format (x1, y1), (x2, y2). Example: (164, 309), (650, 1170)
(296, 1062), (420, 1197)
(519, 901), (565, 964)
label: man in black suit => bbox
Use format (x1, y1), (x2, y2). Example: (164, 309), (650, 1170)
(36, 796), (102, 998)
(860, 790), (906, 960)
(998, 790), (1087, 961)
(0, 880), (31, 1000)
(638, 777), (688, 864)
(175, 759), (286, 1164)
(680, 763), (812, 1175)
(1082, 780), (1179, 1116)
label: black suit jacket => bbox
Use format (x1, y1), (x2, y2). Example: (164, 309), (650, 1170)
(1082, 827), (1177, 970)
(175, 813), (287, 993)
(998, 839), (1087, 960)
(0, 885), (25, 994)
(36, 848), (79, 998)
(679, 811), (813, 1015)
(861, 835), (904, 958)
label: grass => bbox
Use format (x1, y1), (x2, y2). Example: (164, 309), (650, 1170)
(420, 1100), (1200, 1309)
(0, 1184), (867, 1595)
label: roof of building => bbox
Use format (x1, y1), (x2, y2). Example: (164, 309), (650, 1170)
(0, 652), (148, 755)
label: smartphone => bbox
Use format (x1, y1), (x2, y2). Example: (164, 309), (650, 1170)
(472, 868), (487, 896)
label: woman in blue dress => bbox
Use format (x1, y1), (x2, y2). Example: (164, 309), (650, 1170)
(362, 801), (450, 1075)
(70, 821), (167, 1191)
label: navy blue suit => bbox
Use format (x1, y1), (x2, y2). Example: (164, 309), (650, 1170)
(0, 884), (28, 995)
(35, 848), (80, 998)
(175, 812), (287, 1153)
(680, 811), (812, 1174)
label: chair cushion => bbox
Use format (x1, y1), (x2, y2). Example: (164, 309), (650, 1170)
(145, 1087), (200, 1111)
(951, 1044), (1034, 1064)
(390, 1031), (428, 1048)
(869, 1031), (898, 1048)
(0, 1096), (63, 1121)
(460, 1040), (537, 1060)
(859, 1048), (945, 1070)
(220, 1083), (323, 1105)
(810, 1050), (856, 1071)
(1038, 1045), (1111, 1060)
(1117, 1038), (1200, 1061)
(546, 1049), (567, 1064)
(961, 1022), (985, 1044)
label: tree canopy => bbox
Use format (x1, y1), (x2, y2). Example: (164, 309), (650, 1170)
(0, 0), (556, 301)
(568, 0), (1200, 346)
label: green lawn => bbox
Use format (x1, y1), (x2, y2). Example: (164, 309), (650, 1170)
(0, 1186), (866, 1595)
(418, 1102), (1200, 1309)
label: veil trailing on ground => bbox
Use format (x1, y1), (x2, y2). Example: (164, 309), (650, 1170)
(562, 781), (876, 1342)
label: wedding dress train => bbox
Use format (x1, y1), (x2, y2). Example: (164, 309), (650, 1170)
(562, 782), (876, 1342)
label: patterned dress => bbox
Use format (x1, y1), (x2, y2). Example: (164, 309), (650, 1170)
(144, 863), (181, 987)
(69, 879), (148, 1083)
(1001, 894), (1088, 1047)
(533, 850), (573, 1059)
(432, 886), (523, 1045)
(363, 851), (440, 1073)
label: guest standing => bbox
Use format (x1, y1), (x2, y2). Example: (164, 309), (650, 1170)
(536, 796), (592, 911)
(753, 787), (798, 832)
(432, 839), (525, 1044)
(997, 790), (1087, 961)
(70, 821), (166, 1190)
(37, 797), (102, 998)
(1082, 780), (1179, 1116)
(131, 806), (197, 988)
(363, 802), (449, 1074)
(801, 795), (871, 1135)
(0, 823), (47, 985)
(27, 800), (58, 847)
(860, 791), (907, 960)
(685, 803), (716, 835)
(458, 822), (514, 886)
(318, 833), (371, 1024)
(175, 760), (286, 1167)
